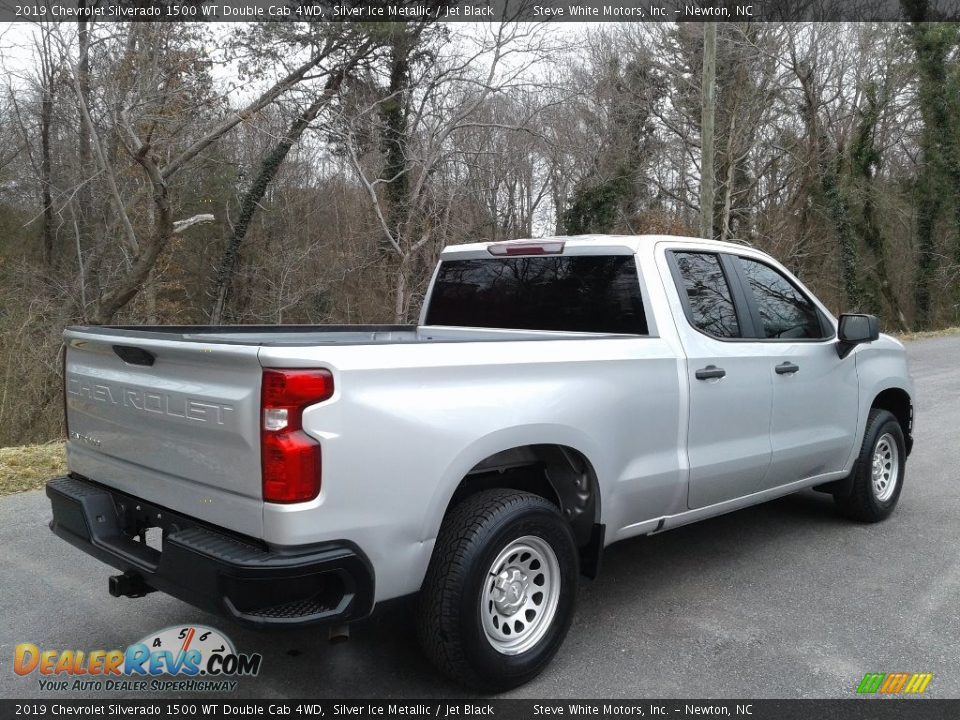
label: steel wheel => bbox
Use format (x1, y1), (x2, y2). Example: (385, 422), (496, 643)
(418, 490), (578, 689)
(871, 432), (899, 502)
(834, 409), (907, 523)
(480, 535), (560, 656)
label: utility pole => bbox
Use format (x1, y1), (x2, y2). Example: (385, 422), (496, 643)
(700, 22), (717, 240)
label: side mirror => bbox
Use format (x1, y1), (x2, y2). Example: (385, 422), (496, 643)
(837, 313), (879, 359)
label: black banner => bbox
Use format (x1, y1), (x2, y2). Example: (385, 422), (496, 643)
(2, 700), (959, 720)
(1, 0), (959, 23)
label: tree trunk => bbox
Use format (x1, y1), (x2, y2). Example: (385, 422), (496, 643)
(379, 28), (413, 252)
(913, 185), (940, 329)
(39, 73), (54, 266)
(38, 30), (55, 266)
(821, 165), (862, 311)
(901, 1), (956, 327)
(75, 14), (93, 302)
(91, 183), (173, 325)
(92, 231), (169, 324)
(208, 90), (334, 324)
(394, 260), (408, 324)
(699, 22), (717, 240)
(719, 109), (736, 242)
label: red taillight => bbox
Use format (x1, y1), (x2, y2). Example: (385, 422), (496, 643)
(260, 369), (334, 504)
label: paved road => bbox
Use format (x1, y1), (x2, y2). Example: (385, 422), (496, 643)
(2, 336), (958, 700)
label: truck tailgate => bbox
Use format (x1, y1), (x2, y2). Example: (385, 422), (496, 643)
(63, 328), (264, 538)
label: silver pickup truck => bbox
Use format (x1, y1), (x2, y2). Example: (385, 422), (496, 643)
(46, 235), (913, 689)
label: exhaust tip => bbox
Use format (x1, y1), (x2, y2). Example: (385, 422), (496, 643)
(328, 624), (350, 644)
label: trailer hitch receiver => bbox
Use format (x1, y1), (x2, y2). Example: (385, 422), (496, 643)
(109, 571), (154, 599)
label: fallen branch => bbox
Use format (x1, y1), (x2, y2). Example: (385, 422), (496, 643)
(173, 214), (215, 234)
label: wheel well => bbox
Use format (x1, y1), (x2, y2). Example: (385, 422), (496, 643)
(872, 388), (913, 455)
(447, 444), (600, 548)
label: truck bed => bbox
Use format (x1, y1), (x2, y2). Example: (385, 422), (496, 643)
(61, 322), (634, 540)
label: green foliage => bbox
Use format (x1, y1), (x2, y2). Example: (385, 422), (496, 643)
(901, 15), (960, 327)
(378, 25), (415, 239)
(562, 176), (632, 235)
(818, 157), (862, 312)
(562, 52), (664, 236)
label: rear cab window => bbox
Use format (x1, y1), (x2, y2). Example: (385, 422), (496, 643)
(669, 252), (742, 339)
(424, 255), (648, 335)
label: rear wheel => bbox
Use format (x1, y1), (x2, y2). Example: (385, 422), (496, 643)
(834, 409), (906, 522)
(417, 489), (578, 690)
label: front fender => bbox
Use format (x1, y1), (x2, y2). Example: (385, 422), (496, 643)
(846, 336), (913, 470)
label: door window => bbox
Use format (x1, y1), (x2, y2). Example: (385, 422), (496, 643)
(671, 252), (741, 338)
(736, 257), (825, 339)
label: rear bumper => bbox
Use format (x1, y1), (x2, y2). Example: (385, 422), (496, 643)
(46, 475), (375, 629)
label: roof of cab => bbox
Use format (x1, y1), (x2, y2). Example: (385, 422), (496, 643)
(440, 234), (754, 257)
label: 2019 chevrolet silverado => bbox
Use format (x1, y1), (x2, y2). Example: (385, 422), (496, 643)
(45, 235), (914, 689)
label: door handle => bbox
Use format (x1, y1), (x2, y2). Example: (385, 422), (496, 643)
(775, 361), (800, 375)
(695, 365), (726, 380)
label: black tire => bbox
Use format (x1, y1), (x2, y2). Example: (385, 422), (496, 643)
(416, 489), (578, 691)
(834, 408), (906, 523)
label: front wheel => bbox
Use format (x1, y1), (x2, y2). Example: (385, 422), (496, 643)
(417, 489), (578, 690)
(834, 408), (906, 522)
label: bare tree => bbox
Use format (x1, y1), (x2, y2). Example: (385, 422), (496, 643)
(52, 22), (365, 324)
(337, 21), (552, 321)
(208, 31), (377, 324)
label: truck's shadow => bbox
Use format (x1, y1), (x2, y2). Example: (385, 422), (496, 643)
(211, 489), (847, 698)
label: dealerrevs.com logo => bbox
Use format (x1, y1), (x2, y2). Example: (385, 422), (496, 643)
(14, 625), (262, 692)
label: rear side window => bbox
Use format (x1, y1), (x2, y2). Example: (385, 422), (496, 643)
(425, 255), (648, 334)
(671, 252), (741, 338)
(736, 257), (825, 339)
